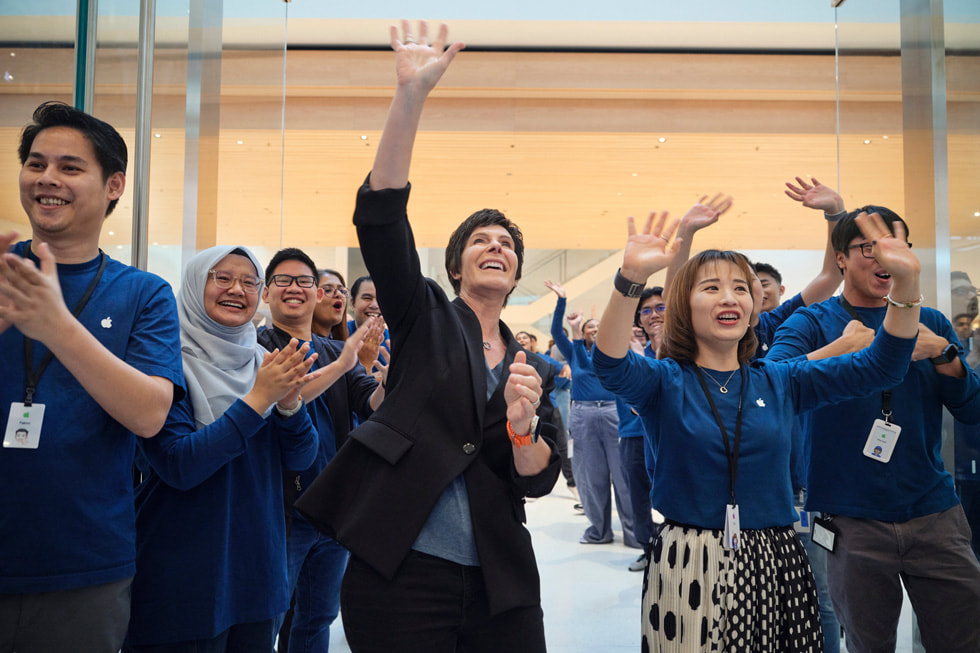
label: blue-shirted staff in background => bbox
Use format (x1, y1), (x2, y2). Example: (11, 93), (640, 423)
(593, 208), (922, 651)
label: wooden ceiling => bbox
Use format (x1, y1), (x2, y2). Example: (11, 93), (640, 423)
(1, 47), (978, 292)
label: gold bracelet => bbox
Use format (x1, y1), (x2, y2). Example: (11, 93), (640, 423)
(884, 294), (923, 309)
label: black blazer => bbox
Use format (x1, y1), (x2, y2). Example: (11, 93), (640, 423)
(296, 179), (561, 615)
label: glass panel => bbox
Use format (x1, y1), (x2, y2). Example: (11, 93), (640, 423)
(0, 0), (77, 240)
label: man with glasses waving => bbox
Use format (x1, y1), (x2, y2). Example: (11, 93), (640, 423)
(768, 207), (980, 653)
(258, 247), (385, 653)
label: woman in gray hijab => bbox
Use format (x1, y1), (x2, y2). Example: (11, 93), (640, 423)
(125, 245), (319, 652)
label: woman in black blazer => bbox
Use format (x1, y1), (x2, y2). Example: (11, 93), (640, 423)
(295, 21), (561, 653)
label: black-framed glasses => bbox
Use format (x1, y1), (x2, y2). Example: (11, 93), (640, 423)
(208, 269), (262, 293)
(320, 283), (349, 297)
(639, 305), (667, 316)
(270, 274), (318, 289)
(846, 241), (913, 259)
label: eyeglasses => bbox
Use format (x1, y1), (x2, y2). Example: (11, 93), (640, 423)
(208, 269), (262, 293)
(320, 283), (349, 297)
(846, 241), (913, 260)
(639, 305), (667, 316)
(270, 274), (318, 289)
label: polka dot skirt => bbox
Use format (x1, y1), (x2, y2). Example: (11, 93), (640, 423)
(640, 523), (822, 652)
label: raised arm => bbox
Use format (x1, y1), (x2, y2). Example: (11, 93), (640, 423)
(662, 194), (732, 293)
(856, 212), (921, 339)
(369, 21), (464, 191)
(784, 177), (844, 306)
(596, 211), (680, 359)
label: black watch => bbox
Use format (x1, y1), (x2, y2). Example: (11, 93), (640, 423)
(930, 343), (959, 365)
(613, 268), (646, 298)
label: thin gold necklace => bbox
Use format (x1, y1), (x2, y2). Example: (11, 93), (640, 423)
(698, 366), (738, 394)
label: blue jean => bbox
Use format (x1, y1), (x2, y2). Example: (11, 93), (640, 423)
(799, 523), (840, 653)
(620, 436), (654, 547)
(570, 401), (635, 545)
(275, 513), (349, 653)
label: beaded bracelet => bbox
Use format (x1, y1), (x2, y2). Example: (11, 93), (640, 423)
(884, 294), (923, 309)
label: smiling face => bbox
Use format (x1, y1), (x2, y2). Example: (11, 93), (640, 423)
(19, 126), (124, 255)
(581, 318), (599, 346)
(837, 236), (895, 307)
(756, 271), (784, 313)
(203, 253), (261, 328)
(351, 280), (381, 328)
(454, 224), (520, 300)
(689, 260), (753, 353)
(313, 272), (347, 332)
(263, 258), (323, 333)
(639, 293), (665, 339)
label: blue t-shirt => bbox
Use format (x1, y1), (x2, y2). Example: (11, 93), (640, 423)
(755, 292), (805, 359)
(593, 329), (914, 529)
(551, 297), (615, 402)
(617, 398), (646, 439)
(768, 298), (980, 521)
(129, 395), (317, 644)
(0, 243), (183, 594)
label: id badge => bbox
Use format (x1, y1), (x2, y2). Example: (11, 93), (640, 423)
(723, 503), (740, 550)
(863, 418), (901, 463)
(4, 402), (44, 449)
(811, 515), (838, 552)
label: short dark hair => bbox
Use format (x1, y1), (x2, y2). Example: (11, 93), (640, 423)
(954, 313), (973, 323)
(831, 205), (910, 264)
(19, 101), (128, 216)
(660, 250), (758, 366)
(634, 286), (664, 329)
(444, 208), (525, 301)
(752, 262), (782, 285)
(264, 247), (318, 285)
(350, 275), (374, 301)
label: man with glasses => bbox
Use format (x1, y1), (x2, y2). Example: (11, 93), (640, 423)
(257, 247), (384, 653)
(0, 102), (184, 652)
(768, 207), (980, 653)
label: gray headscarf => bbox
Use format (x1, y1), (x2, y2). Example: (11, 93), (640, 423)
(177, 245), (266, 428)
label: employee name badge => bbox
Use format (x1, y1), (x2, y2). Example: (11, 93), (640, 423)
(811, 515), (838, 553)
(863, 418), (901, 463)
(723, 503), (740, 550)
(4, 402), (44, 449)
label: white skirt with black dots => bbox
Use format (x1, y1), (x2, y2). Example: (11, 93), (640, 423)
(640, 523), (822, 653)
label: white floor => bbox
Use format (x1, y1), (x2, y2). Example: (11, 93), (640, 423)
(326, 483), (918, 652)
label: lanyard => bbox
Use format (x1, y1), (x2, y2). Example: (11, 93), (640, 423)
(838, 296), (893, 422)
(23, 251), (107, 406)
(694, 365), (745, 506)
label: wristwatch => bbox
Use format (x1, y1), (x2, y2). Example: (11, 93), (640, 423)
(930, 343), (959, 365)
(613, 268), (645, 298)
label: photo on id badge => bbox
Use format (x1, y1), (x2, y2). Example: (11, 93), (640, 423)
(4, 402), (44, 449)
(863, 418), (900, 463)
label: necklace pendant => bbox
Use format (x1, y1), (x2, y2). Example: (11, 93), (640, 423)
(483, 341), (492, 351)
(719, 386), (728, 394)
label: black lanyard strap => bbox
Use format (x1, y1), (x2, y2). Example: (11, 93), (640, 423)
(23, 251), (107, 406)
(838, 296), (893, 422)
(694, 364), (745, 506)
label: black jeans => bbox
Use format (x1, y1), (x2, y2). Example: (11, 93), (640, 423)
(341, 551), (546, 653)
